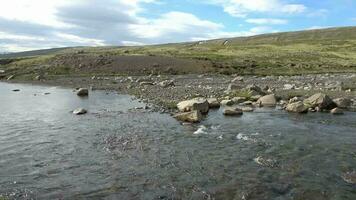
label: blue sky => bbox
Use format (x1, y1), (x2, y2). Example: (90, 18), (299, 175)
(0, 0), (355, 52)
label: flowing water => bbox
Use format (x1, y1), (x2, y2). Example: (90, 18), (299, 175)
(1, 82), (356, 200)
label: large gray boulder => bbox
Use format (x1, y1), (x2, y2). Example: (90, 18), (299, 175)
(333, 98), (352, 109)
(177, 98), (209, 114)
(303, 93), (336, 110)
(207, 98), (220, 108)
(174, 110), (202, 123)
(286, 101), (308, 113)
(257, 94), (277, 107)
(76, 88), (89, 96)
(223, 107), (243, 116)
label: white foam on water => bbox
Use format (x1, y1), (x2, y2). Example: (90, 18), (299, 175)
(194, 125), (208, 135)
(236, 133), (250, 141)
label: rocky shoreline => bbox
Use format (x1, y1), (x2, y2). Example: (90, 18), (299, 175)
(3, 73), (356, 121)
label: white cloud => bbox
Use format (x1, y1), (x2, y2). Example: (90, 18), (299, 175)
(306, 26), (329, 30)
(207, 0), (306, 17)
(246, 18), (288, 25)
(130, 12), (223, 40)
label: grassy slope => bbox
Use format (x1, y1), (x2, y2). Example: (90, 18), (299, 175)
(1, 26), (356, 77)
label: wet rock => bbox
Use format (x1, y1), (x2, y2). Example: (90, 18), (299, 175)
(303, 93), (337, 110)
(174, 110), (202, 123)
(241, 107), (254, 112)
(286, 101), (308, 113)
(223, 107), (243, 116)
(76, 88), (89, 96)
(159, 80), (175, 88)
(73, 108), (87, 115)
(342, 171), (356, 184)
(333, 98), (352, 109)
(221, 99), (235, 106)
(177, 98), (209, 114)
(257, 94), (277, 107)
(12, 89), (20, 92)
(331, 107), (344, 115)
(207, 98), (220, 108)
(254, 156), (278, 168)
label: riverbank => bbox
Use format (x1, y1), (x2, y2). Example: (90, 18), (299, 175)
(4, 73), (356, 116)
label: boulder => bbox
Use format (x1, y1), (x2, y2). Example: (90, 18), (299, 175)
(76, 88), (89, 96)
(232, 97), (246, 104)
(303, 93), (336, 110)
(207, 98), (220, 108)
(223, 107), (243, 116)
(331, 108), (344, 115)
(159, 80), (175, 88)
(73, 108), (87, 115)
(177, 98), (209, 114)
(257, 94), (277, 107)
(333, 98), (352, 109)
(174, 110), (202, 123)
(220, 99), (235, 106)
(286, 101), (308, 113)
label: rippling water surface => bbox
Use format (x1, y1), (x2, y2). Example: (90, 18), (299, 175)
(1, 82), (356, 200)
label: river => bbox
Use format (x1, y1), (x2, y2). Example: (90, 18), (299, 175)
(1, 82), (356, 199)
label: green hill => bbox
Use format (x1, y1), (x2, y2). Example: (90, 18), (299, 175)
(1, 26), (356, 78)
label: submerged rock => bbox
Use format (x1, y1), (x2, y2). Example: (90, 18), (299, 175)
(76, 88), (89, 96)
(177, 98), (209, 114)
(174, 110), (202, 123)
(73, 108), (87, 115)
(257, 94), (277, 107)
(331, 107), (344, 115)
(286, 101), (308, 113)
(303, 93), (336, 110)
(223, 107), (243, 116)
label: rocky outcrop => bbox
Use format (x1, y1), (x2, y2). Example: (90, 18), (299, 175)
(76, 88), (89, 96)
(303, 93), (336, 110)
(177, 98), (209, 114)
(286, 101), (308, 113)
(174, 110), (202, 123)
(257, 94), (277, 107)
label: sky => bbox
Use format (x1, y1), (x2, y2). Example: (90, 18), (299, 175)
(0, 0), (355, 52)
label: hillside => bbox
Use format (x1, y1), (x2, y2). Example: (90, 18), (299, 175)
(1, 26), (356, 79)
